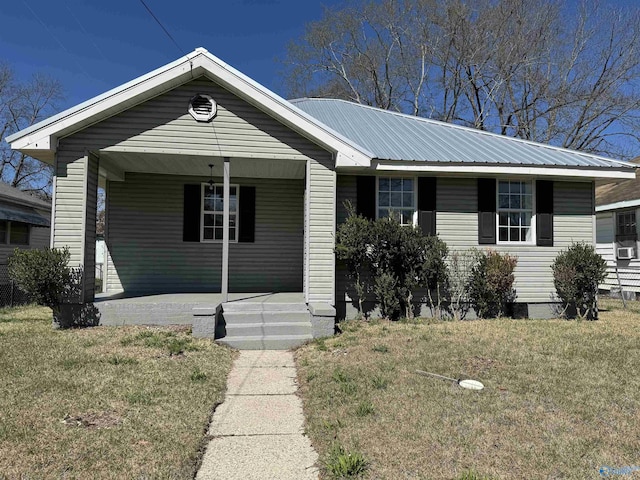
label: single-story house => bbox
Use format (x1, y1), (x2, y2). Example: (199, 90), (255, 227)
(0, 182), (51, 305)
(596, 158), (640, 298)
(6, 48), (636, 347)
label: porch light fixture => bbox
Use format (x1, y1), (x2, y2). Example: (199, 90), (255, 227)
(208, 163), (215, 192)
(189, 93), (217, 122)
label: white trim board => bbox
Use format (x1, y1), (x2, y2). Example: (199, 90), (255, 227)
(8, 48), (373, 169)
(596, 198), (640, 212)
(369, 161), (635, 180)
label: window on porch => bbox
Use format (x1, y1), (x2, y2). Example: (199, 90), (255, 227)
(201, 184), (238, 242)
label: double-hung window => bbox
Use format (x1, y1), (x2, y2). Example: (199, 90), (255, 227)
(377, 177), (415, 226)
(201, 184), (238, 242)
(497, 180), (533, 243)
(616, 210), (637, 240)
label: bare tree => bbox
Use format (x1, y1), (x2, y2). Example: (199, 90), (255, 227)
(1, 63), (63, 196)
(282, 0), (640, 158)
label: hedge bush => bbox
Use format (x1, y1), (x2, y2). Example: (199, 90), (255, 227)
(468, 250), (518, 318)
(551, 242), (607, 319)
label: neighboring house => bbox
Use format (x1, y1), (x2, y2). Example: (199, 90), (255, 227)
(596, 158), (640, 298)
(0, 182), (51, 305)
(5, 48), (636, 340)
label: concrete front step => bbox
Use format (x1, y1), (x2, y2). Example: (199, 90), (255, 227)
(222, 311), (310, 324)
(222, 302), (308, 313)
(225, 322), (312, 337)
(217, 334), (313, 350)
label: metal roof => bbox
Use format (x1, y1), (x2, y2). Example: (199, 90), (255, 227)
(291, 98), (635, 169)
(0, 204), (50, 227)
(0, 182), (51, 211)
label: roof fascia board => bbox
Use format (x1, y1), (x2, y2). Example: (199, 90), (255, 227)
(9, 57), (196, 152)
(364, 160), (636, 179)
(194, 54), (372, 167)
(9, 48), (373, 168)
(595, 198), (640, 212)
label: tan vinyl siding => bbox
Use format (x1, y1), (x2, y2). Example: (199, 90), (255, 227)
(105, 173), (303, 294)
(596, 210), (640, 293)
(437, 178), (594, 303)
(60, 77), (328, 162)
(53, 149), (88, 267)
(336, 175), (595, 306)
(83, 154), (99, 301)
(307, 155), (336, 304)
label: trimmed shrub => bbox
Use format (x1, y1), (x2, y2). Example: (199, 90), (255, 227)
(373, 272), (401, 319)
(469, 250), (518, 318)
(7, 247), (81, 327)
(336, 202), (372, 318)
(552, 242), (607, 319)
(446, 249), (480, 320)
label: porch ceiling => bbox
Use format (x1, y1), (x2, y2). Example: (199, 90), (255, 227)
(99, 151), (306, 180)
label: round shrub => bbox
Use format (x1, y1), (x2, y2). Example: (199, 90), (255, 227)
(552, 242), (607, 319)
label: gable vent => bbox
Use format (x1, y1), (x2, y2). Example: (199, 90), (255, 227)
(189, 94), (217, 122)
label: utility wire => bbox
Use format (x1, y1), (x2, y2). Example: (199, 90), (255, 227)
(138, 0), (185, 57)
(63, 1), (109, 63)
(21, 0), (93, 79)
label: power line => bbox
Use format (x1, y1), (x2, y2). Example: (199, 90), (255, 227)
(63, 1), (109, 63)
(21, 0), (93, 79)
(138, 0), (185, 57)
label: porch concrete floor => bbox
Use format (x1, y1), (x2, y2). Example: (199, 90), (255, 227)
(94, 292), (305, 305)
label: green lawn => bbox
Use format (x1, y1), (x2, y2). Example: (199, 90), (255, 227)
(295, 302), (640, 479)
(0, 306), (234, 479)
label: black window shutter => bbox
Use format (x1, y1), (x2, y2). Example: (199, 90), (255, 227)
(536, 180), (554, 246)
(478, 178), (496, 244)
(183, 184), (201, 242)
(418, 177), (437, 236)
(238, 186), (256, 243)
(356, 176), (376, 220)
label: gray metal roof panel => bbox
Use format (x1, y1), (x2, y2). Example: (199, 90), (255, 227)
(0, 204), (50, 227)
(291, 98), (634, 169)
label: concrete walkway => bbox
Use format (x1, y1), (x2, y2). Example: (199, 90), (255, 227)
(196, 350), (319, 480)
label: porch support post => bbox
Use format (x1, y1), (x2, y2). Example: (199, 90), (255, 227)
(221, 157), (230, 302)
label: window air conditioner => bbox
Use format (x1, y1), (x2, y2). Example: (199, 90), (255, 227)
(617, 247), (636, 260)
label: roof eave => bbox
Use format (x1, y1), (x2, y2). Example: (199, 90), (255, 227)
(596, 198), (640, 212)
(338, 159), (637, 179)
(7, 48), (373, 168)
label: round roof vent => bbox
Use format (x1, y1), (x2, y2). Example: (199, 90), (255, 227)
(189, 94), (217, 122)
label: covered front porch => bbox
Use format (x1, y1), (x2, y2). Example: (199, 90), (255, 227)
(8, 56), (359, 341)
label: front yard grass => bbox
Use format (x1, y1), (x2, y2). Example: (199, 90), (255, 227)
(0, 306), (235, 479)
(296, 303), (640, 479)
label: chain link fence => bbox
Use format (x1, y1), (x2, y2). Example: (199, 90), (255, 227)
(0, 263), (31, 307)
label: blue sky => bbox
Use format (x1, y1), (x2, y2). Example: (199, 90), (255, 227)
(0, 0), (343, 109)
(1, 0), (638, 112)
